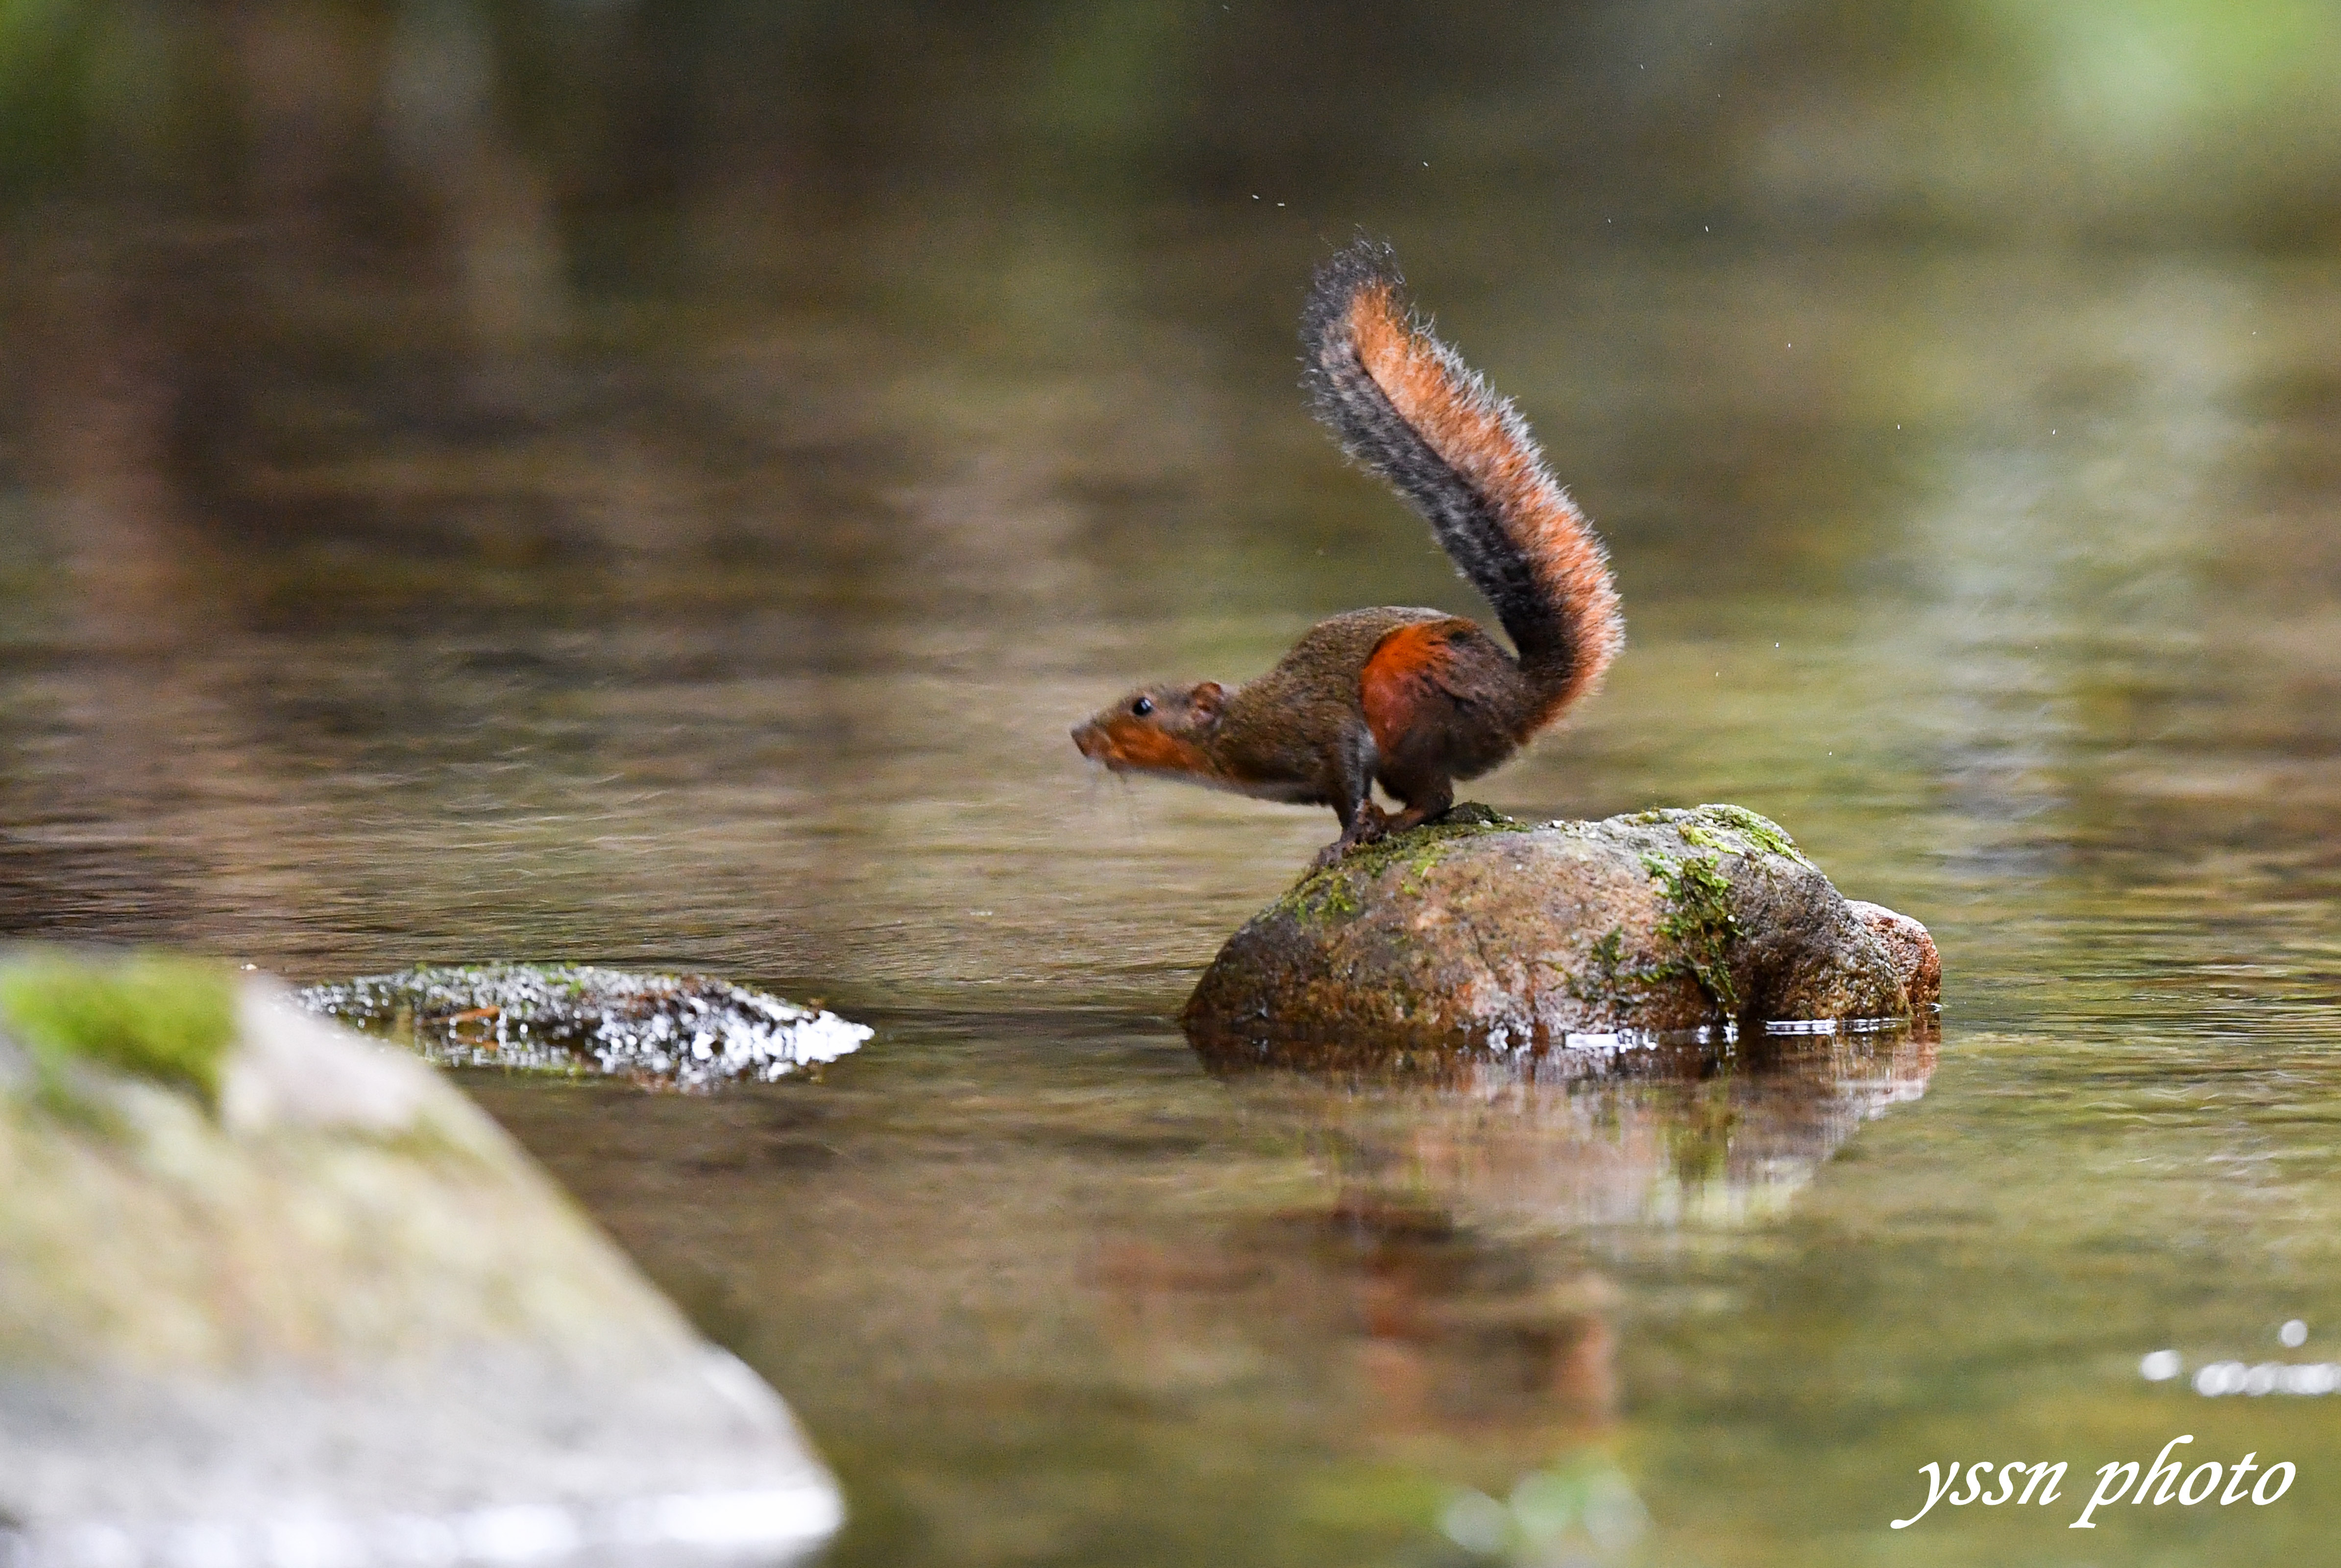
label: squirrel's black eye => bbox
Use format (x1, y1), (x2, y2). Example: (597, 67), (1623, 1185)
(1131, 696), (1155, 716)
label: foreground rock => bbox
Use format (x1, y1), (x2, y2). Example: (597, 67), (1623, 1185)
(0, 949), (841, 1567)
(296, 964), (872, 1091)
(1184, 805), (1939, 1071)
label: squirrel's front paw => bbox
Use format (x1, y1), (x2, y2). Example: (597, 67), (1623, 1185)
(1312, 806), (1390, 870)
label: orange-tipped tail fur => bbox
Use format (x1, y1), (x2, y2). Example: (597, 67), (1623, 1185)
(1301, 239), (1622, 733)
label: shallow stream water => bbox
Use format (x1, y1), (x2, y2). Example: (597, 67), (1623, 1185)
(5, 207), (2340, 1565)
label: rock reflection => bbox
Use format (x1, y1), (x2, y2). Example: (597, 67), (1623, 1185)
(1214, 1027), (1938, 1230)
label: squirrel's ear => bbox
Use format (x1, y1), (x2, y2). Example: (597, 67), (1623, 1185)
(1192, 681), (1226, 720)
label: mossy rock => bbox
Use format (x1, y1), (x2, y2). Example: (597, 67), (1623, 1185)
(0, 951), (842, 1560)
(0, 951), (238, 1105)
(1183, 805), (1934, 1070)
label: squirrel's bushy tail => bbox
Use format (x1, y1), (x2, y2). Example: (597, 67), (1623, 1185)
(1301, 237), (1622, 731)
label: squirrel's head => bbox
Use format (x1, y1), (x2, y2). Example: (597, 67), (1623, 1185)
(1071, 682), (1226, 776)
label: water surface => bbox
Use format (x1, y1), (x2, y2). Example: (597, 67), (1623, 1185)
(4, 208), (2339, 1565)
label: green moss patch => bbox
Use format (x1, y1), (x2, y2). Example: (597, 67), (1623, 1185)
(1566, 926), (1638, 1010)
(1631, 804), (1809, 866)
(1695, 804), (1809, 864)
(0, 951), (238, 1103)
(1272, 805), (1533, 925)
(1636, 850), (1744, 1014)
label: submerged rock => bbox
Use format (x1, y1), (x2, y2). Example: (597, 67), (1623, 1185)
(1183, 804), (1937, 1071)
(0, 948), (842, 1567)
(295, 964), (872, 1091)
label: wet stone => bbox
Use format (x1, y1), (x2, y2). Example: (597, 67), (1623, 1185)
(1846, 900), (1942, 1011)
(1183, 804), (1937, 1071)
(294, 964), (872, 1091)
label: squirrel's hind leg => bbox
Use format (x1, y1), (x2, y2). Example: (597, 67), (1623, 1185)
(1381, 778), (1455, 834)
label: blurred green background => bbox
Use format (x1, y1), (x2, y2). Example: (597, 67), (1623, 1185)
(7, 0), (2341, 240)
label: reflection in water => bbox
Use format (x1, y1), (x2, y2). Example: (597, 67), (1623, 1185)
(1214, 1029), (1937, 1230)
(1086, 1033), (1932, 1561)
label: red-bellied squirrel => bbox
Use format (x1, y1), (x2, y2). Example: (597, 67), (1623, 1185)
(1073, 239), (1623, 869)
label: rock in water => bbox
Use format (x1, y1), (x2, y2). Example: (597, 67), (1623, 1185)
(1183, 805), (1937, 1071)
(1845, 900), (1943, 1011)
(0, 949), (842, 1566)
(294, 964), (872, 1091)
